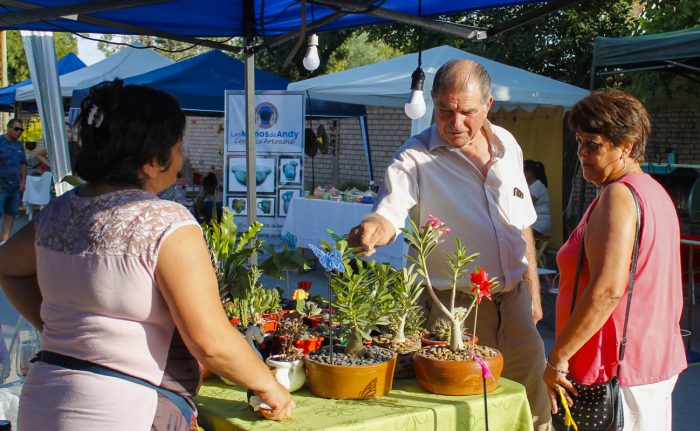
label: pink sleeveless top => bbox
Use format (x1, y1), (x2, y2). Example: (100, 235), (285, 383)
(556, 173), (687, 386)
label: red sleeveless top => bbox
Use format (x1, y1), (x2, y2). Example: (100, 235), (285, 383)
(556, 173), (687, 386)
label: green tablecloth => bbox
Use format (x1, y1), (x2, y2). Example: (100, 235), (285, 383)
(195, 377), (533, 431)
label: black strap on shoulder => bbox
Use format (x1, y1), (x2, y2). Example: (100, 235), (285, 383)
(570, 182), (642, 377)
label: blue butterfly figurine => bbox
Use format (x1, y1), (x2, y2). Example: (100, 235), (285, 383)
(308, 244), (345, 273)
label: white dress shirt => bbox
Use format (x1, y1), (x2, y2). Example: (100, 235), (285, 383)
(373, 122), (536, 292)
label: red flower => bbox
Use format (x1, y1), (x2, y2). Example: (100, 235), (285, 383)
(470, 267), (493, 304)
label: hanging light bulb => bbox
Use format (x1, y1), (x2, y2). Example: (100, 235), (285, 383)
(303, 33), (320, 71)
(404, 66), (426, 119)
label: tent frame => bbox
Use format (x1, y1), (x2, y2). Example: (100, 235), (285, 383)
(6, 0), (579, 227)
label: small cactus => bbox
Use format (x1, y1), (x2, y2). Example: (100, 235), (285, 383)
(432, 318), (452, 342)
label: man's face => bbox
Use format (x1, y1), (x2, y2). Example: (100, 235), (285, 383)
(7, 122), (24, 141)
(433, 83), (492, 149)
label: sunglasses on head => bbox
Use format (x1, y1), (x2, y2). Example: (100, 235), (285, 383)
(13, 127), (24, 132)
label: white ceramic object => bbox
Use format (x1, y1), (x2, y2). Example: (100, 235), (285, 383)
(265, 356), (306, 392)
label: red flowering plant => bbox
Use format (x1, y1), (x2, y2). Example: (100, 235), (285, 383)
(402, 214), (498, 352)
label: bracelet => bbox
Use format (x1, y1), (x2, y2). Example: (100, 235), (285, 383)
(545, 359), (568, 375)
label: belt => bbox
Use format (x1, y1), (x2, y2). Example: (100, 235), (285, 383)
(33, 350), (196, 424)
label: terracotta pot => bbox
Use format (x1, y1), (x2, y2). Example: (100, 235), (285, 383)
(228, 317), (241, 326)
(259, 319), (279, 333)
(259, 313), (279, 321)
(266, 356), (306, 392)
(372, 336), (422, 380)
(306, 315), (324, 328)
(304, 349), (397, 399)
(420, 333), (478, 347)
(413, 348), (503, 395)
(294, 336), (324, 354)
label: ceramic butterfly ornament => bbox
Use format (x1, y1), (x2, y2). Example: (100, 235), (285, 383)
(307, 244), (345, 273)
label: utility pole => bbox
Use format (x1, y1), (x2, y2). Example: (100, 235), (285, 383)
(0, 30), (7, 131)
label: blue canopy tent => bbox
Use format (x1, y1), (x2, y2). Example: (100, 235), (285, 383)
(70, 50), (365, 118)
(0, 0), (577, 222)
(0, 52), (85, 110)
(70, 49), (368, 182)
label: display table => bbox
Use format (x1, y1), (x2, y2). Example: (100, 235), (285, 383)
(282, 197), (408, 268)
(195, 377), (533, 431)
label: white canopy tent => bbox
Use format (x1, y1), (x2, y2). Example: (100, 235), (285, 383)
(288, 45), (588, 135)
(15, 46), (173, 102)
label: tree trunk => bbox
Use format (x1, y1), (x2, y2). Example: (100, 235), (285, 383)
(449, 319), (464, 351)
(394, 315), (407, 343)
(346, 329), (365, 357)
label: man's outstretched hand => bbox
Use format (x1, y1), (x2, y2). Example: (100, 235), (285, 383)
(347, 214), (393, 257)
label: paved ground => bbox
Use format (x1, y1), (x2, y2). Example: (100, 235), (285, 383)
(2, 213), (699, 429)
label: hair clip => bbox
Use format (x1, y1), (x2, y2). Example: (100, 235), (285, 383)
(87, 104), (104, 128)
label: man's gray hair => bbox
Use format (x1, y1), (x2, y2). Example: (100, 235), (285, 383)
(431, 59), (492, 104)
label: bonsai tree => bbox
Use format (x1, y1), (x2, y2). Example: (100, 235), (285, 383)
(387, 264), (425, 343)
(310, 239), (394, 357)
(402, 214), (497, 352)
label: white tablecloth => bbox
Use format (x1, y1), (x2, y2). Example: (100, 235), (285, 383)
(282, 197), (407, 269)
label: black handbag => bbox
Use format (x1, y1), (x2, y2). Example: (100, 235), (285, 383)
(552, 183), (641, 431)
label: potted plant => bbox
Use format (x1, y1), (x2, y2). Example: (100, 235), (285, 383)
(372, 264), (425, 379)
(404, 215), (504, 396)
(204, 208), (304, 327)
(303, 240), (397, 399)
(420, 317), (479, 347)
(266, 316), (307, 392)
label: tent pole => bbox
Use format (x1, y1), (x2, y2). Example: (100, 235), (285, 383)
(243, 0), (257, 264)
(359, 115), (374, 185)
(244, 49), (257, 231)
(21, 31), (71, 196)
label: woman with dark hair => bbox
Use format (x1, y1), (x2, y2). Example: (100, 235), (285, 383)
(0, 80), (294, 430)
(523, 159), (551, 235)
(543, 89), (686, 430)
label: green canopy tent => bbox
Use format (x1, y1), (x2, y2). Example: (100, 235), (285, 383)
(590, 26), (700, 89)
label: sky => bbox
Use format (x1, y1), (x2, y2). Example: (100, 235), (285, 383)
(76, 34), (106, 65)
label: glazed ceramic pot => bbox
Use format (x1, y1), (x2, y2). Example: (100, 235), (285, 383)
(266, 355), (306, 392)
(304, 349), (397, 399)
(413, 347), (503, 395)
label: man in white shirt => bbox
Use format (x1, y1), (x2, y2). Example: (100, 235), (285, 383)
(348, 59), (550, 430)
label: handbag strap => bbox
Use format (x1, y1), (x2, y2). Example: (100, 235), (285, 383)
(570, 182), (642, 375)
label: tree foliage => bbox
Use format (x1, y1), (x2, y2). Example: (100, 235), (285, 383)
(96, 34), (239, 62)
(627, 0), (700, 101)
(364, 0), (636, 89)
(324, 32), (402, 74)
(6, 31), (77, 83)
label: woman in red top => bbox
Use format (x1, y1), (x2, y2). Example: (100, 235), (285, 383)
(543, 89), (687, 430)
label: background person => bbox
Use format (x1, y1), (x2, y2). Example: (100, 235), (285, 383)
(543, 89), (686, 431)
(24, 140), (51, 175)
(194, 171), (219, 223)
(348, 59), (551, 430)
(0, 80), (294, 430)
(524, 159), (551, 236)
(0, 118), (27, 242)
